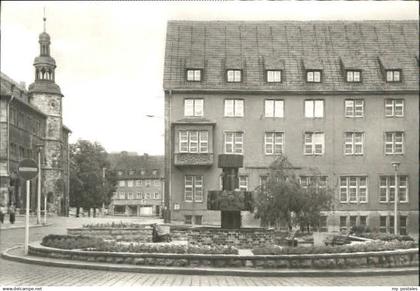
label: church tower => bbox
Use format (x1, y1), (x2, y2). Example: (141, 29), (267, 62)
(28, 14), (65, 214)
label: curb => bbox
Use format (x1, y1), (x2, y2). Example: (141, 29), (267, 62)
(2, 246), (419, 277)
(0, 223), (53, 231)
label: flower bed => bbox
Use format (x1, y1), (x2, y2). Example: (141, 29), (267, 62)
(41, 234), (238, 254)
(355, 233), (414, 242)
(252, 240), (418, 255)
(28, 241), (419, 269)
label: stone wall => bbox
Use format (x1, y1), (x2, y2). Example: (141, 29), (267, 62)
(29, 243), (419, 269)
(67, 227), (153, 243)
(170, 227), (275, 249)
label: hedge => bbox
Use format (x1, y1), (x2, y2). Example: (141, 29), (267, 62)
(41, 234), (238, 254)
(252, 240), (418, 255)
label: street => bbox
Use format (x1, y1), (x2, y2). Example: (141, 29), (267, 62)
(0, 216), (418, 286)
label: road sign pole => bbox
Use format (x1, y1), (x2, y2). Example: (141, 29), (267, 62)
(37, 149), (41, 224)
(44, 194), (47, 225)
(24, 180), (30, 255)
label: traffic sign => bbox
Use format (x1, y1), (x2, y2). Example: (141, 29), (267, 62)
(18, 159), (39, 180)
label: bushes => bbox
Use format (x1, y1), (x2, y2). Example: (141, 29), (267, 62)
(82, 222), (148, 229)
(41, 234), (238, 254)
(42, 234), (106, 250)
(356, 232), (414, 242)
(252, 240), (418, 255)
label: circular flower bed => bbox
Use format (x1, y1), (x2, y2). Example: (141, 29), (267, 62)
(252, 240), (418, 255)
(41, 234), (238, 254)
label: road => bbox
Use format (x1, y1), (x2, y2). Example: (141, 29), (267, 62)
(0, 216), (418, 286)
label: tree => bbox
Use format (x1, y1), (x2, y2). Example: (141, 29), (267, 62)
(254, 156), (334, 232)
(69, 140), (116, 217)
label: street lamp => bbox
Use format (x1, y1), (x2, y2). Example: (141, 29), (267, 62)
(391, 162), (400, 235)
(146, 114), (170, 223)
(35, 144), (44, 224)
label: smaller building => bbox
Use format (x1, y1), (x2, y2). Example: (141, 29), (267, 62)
(108, 152), (164, 216)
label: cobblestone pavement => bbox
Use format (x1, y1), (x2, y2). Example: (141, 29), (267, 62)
(0, 216), (419, 286)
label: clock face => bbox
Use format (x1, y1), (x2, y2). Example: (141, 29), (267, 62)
(49, 100), (57, 110)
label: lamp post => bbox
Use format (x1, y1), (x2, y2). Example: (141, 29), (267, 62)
(146, 114), (170, 223)
(35, 144), (44, 224)
(391, 162), (400, 235)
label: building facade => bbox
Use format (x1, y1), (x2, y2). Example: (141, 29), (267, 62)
(0, 20), (70, 215)
(109, 152), (164, 216)
(163, 21), (419, 235)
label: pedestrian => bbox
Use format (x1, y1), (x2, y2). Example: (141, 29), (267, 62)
(9, 204), (15, 224)
(0, 206), (5, 223)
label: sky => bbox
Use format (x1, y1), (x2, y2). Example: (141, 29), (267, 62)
(1, 1), (418, 155)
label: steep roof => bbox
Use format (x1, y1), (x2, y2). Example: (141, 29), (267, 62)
(108, 153), (164, 179)
(163, 21), (419, 92)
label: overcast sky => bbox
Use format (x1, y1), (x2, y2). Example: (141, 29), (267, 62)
(1, 1), (418, 155)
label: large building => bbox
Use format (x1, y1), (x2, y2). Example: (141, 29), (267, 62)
(0, 19), (70, 215)
(109, 152), (164, 216)
(163, 21), (419, 234)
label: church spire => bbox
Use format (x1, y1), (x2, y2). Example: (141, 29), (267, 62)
(29, 9), (61, 95)
(43, 7), (46, 32)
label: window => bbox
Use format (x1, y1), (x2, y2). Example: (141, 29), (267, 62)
(184, 215), (192, 225)
(319, 216), (328, 232)
(340, 216), (347, 232)
(184, 175), (203, 202)
(152, 170), (158, 175)
(389, 216), (395, 234)
(360, 216), (367, 226)
(304, 100), (324, 118)
(264, 100), (284, 118)
(224, 99), (244, 117)
(344, 99), (364, 118)
(194, 215), (202, 225)
(154, 180), (160, 186)
(346, 70), (361, 82)
(128, 170), (135, 175)
(226, 69), (242, 82)
(224, 132), (243, 154)
(340, 176), (368, 203)
(118, 180), (125, 187)
(349, 216), (357, 228)
(300, 176), (327, 190)
(154, 192), (160, 200)
(239, 175), (248, 191)
(306, 70), (321, 83)
(264, 132), (284, 155)
(400, 216), (407, 235)
(304, 132), (324, 155)
(179, 130), (208, 153)
(385, 99), (404, 117)
(385, 132), (404, 154)
(379, 176), (408, 203)
(127, 192), (133, 200)
(135, 180), (142, 186)
(118, 192), (126, 199)
(145, 180), (151, 187)
(127, 180), (134, 187)
(145, 193), (151, 199)
(186, 69), (202, 82)
(386, 70), (401, 82)
(344, 132), (364, 155)
(266, 70), (282, 83)
(379, 216), (387, 233)
(260, 175), (268, 187)
(184, 99), (204, 117)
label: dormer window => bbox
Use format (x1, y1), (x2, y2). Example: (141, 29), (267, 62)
(266, 70), (282, 83)
(186, 69), (202, 82)
(306, 70), (322, 83)
(346, 70), (361, 83)
(226, 70), (242, 83)
(386, 70), (401, 82)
